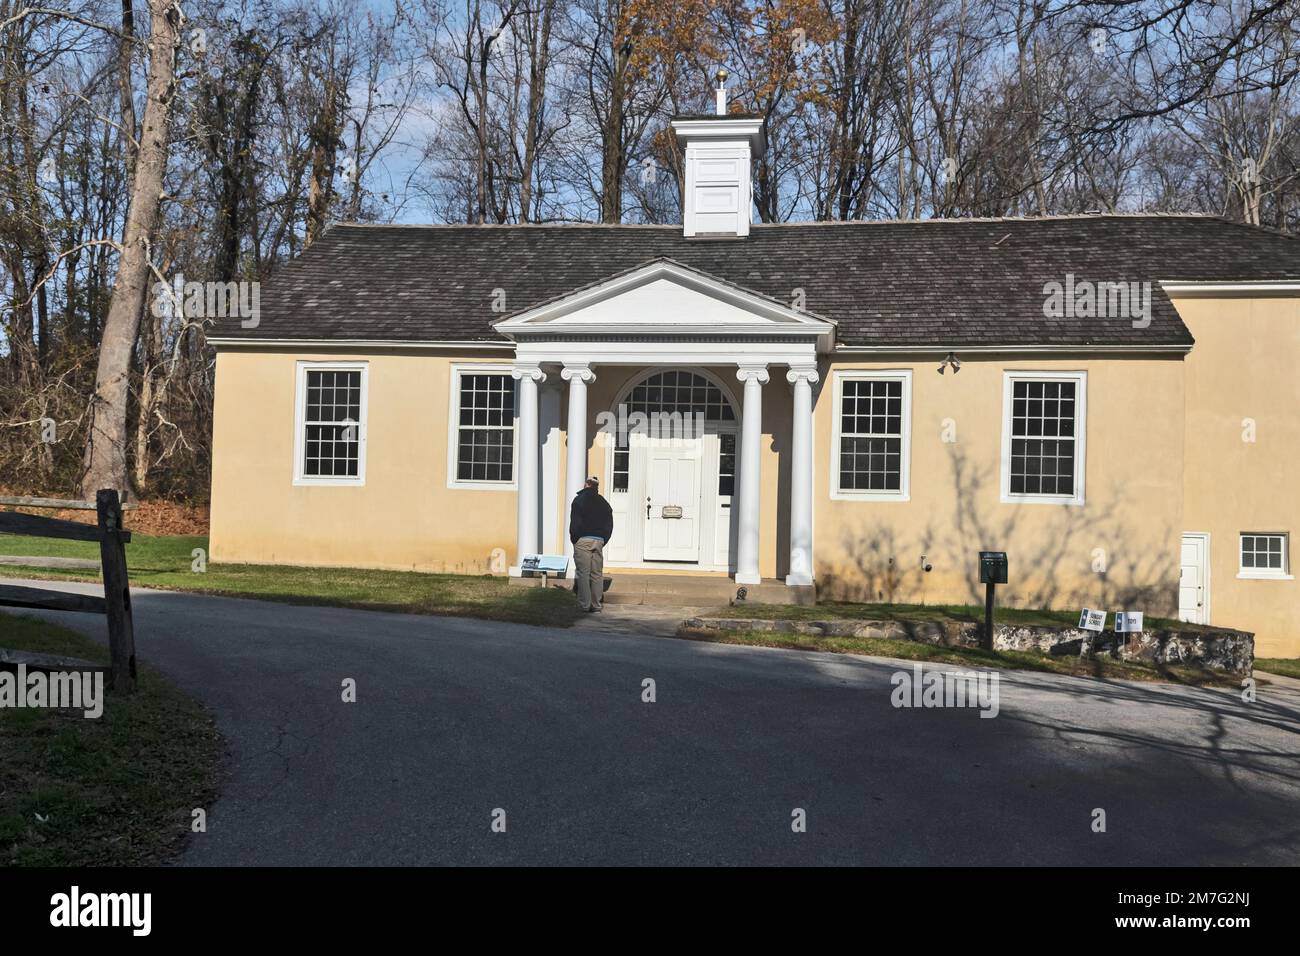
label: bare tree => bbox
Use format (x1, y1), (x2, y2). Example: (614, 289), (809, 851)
(80, 0), (181, 496)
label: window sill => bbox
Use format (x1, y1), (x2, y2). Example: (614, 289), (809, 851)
(1000, 494), (1085, 507)
(448, 480), (518, 492)
(831, 490), (910, 502)
(293, 477), (365, 487)
(1236, 571), (1294, 581)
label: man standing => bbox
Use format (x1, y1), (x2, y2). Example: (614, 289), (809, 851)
(570, 476), (613, 612)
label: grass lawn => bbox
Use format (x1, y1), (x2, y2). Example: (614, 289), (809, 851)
(1254, 658), (1300, 679)
(0, 534), (581, 627)
(705, 599), (1206, 632)
(0, 614), (221, 865)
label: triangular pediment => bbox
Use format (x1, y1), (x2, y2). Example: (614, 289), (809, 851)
(493, 258), (835, 345)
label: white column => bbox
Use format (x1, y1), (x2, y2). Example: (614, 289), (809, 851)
(510, 364), (545, 574)
(786, 366), (819, 587)
(539, 381), (562, 553)
(561, 364), (596, 575)
(735, 365), (769, 585)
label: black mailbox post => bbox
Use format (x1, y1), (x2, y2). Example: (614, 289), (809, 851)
(978, 551), (1008, 648)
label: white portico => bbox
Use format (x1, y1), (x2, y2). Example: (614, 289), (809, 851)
(496, 75), (834, 591)
(495, 258), (834, 589)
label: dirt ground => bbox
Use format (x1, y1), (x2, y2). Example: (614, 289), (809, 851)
(0, 487), (209, 536)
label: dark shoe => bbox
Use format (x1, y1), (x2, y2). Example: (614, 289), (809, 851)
(585, 606), (597, 613)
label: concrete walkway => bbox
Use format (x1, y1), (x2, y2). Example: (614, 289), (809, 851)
(570, 603), (708, 637)
(4, 578), (1299, 866)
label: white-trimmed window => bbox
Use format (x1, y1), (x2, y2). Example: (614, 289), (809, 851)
(1239, 533), (1292, 579)
(832, 370), (911, 500)
(448, 364), (517, 489)
(1001, 371), (1086, 505)
(294, 361), (368, 485)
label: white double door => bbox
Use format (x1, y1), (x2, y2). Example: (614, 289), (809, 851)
(606, 432), (734, 568)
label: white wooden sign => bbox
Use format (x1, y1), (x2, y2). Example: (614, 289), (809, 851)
(1113, 611), (1144, 633)
(1078, 608), (1107, 632)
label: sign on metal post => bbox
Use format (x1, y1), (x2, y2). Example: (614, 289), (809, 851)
(521, 554), (568, 574)
(521, 554), (569, 586)
(1078, 608), (1107, 632)
(1113, 611), (1144, 633)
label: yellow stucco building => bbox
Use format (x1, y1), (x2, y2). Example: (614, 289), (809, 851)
(208, 113), (1299, 656)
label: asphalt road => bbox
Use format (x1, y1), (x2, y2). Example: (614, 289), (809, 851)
(5, 579), (1299, 866)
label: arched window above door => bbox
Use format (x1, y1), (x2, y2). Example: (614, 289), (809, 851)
(622, 370), (736, 422)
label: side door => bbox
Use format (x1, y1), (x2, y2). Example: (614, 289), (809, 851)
(1178, 533), (1209, 624)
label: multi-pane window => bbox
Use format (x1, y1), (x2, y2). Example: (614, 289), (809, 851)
(838, 377), (905, 493)
(1240, 533), (1289, 576)
(718, 433), (736, 497)
(300, 366), (364, 480)
(455, 372), (515, 483)
(626, 371), (735, 422)
(1005, 376), (1083, 501)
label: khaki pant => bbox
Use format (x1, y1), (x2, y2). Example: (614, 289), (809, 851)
(574, 537), (605, 610)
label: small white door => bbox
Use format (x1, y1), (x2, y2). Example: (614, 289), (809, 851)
(643, 441), (702, 562)
(1178, 533), (1209, 624)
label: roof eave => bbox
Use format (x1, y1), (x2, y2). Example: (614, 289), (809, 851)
(1160, 280), (1300, 296)
(832, 342), (1193, 355)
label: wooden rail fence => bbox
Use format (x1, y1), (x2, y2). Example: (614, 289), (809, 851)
(0, 490), (137, 693)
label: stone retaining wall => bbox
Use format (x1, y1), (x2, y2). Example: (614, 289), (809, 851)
(684, 617), (1255, 675)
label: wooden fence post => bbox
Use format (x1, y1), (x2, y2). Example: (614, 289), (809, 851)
(96, 489), (137, 693)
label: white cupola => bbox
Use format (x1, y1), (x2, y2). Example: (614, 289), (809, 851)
(670, 68), (766, 238)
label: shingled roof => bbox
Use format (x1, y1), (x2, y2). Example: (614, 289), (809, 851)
(212, 214), (1299, 349)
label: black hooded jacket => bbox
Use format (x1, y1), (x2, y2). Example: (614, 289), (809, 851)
(569, 487), (613, 545)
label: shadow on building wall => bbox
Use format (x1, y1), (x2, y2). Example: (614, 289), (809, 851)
(819, 446), (1179, 616)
